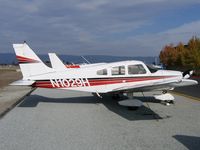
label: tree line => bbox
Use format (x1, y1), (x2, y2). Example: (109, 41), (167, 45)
(159, 37), (200, 73)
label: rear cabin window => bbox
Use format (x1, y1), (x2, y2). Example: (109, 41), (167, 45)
(128, 65), (146, 74)
(111, 66), (125, 75)
(97, 69), (107, 75)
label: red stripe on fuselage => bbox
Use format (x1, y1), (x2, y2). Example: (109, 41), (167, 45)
(65, 65), (80, 68)
(33, 76), (174, 88)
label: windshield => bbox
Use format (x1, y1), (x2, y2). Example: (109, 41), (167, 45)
(146, 65), (159, 73)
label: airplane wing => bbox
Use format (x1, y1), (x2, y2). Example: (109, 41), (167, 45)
(110, 79), (198, 93)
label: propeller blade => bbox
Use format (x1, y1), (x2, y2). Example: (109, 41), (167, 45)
(182, 70), (194, 79)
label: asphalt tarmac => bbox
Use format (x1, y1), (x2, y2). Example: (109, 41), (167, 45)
(0, 88), (200, 150)
(175, 77), (200, 99)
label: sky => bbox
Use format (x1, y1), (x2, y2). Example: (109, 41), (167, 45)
(0, 0), (200, 56)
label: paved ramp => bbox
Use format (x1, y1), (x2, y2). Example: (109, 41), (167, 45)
(0, 88), (200, 150)
(0, 86), (34, 118)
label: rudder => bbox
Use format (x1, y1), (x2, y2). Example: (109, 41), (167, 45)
(13, 43), (52, 79)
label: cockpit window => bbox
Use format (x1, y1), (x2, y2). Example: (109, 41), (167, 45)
(128, 64), (146, 74)
(97, 69), (107, 75)
(112, 66), (125, 75)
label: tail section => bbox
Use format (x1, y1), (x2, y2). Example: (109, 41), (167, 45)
(13, 43), (52, 79)
(48, 53), (66, 70)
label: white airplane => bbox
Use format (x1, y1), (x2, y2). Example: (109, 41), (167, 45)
(11, 43), (198, 108)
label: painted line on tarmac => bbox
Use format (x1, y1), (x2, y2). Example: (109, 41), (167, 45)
(170, 91), (200, 102)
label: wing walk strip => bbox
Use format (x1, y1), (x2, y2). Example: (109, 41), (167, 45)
(34, 76), (175, 88)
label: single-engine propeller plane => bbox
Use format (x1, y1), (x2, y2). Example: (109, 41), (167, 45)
(11, 42), (198, 108)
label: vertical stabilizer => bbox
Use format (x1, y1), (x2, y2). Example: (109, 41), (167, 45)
(48, 53), (66, 70)
(13, 43), (52, 79)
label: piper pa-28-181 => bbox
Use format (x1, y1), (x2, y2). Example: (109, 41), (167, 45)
(11, 42), (198, 108)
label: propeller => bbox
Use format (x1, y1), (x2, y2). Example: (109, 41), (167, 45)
(182, 70), (194, 79)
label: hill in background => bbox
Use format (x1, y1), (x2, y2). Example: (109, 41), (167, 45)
(0, 53), (157, 65)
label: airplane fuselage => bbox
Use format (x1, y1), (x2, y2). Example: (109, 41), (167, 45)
(28, 61), (183, 93)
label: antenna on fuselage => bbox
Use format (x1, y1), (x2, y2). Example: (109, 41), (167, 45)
(81, 56), (91, 64)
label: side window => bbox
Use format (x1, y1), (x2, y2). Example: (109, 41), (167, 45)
(112, 66), (125, 75)
(97, 69), (107, 75)
(128, 65), (146, 74)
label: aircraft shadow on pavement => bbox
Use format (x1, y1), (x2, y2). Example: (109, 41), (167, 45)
(18, 94), (165, 121)
(173, 135), (200, 150)
(101, 95), (165, 121)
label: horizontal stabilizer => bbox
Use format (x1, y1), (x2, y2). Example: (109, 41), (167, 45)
(10, 80), (35, 86)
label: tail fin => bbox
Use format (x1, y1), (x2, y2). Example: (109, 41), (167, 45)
(48, 53), (66, 70)
(13, 43), (52, 79)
